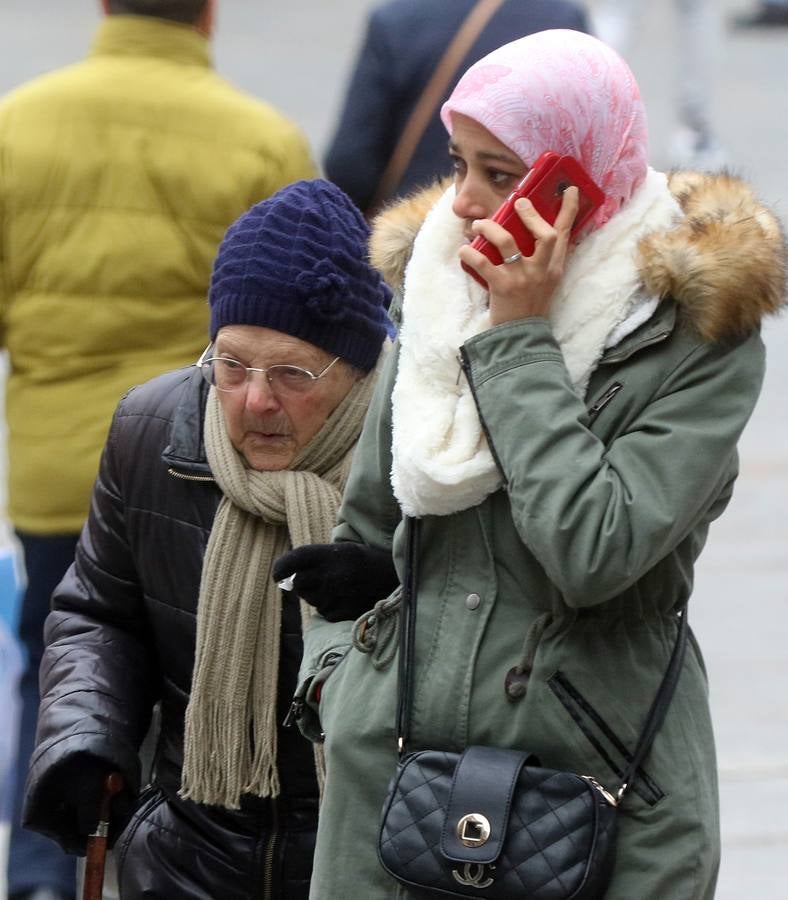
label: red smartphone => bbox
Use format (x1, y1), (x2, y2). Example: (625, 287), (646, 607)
(461, 151), (605, 289)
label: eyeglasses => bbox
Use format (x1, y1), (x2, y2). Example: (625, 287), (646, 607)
(196, 346), (341, 395)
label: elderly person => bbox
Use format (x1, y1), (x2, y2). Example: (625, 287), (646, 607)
(21, 179), (392, 900)
(278, 30), (785, 900)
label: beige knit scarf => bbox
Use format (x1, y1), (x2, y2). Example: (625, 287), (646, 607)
(180, 353), (384, 808)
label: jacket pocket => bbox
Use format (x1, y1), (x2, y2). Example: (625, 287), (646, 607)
(115, 785), (167, 882)
(289, 647), (351, 744)
(307, 648), (351, 737)
(547, 671), (665, 807)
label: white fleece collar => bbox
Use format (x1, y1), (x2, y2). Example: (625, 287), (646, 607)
(391, 168), (681, 518)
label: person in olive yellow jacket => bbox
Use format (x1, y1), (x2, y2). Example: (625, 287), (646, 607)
(0, 2), (315, 897)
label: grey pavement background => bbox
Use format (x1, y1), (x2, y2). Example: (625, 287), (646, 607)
(0, 1), (786, 897)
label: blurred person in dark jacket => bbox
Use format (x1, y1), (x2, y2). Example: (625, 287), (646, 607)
(0, 1), (314, 898)
(730, 0), (788, 27)
(21, 180), (393, 900)
(324, 0), (590, 216)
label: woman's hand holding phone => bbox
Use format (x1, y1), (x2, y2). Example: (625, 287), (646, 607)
(458, 151), (604, 324)
(458, 185), (580, 326)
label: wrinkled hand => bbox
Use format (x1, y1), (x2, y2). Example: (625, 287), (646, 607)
(273, 542), (399, 623)
(458, 186), (580, 325)
(29, 755), (134, 856)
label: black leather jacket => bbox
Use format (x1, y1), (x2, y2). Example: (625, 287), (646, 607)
(23, 366), (318, 897)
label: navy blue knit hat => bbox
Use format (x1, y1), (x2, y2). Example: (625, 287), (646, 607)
(208, 179), (393, 373)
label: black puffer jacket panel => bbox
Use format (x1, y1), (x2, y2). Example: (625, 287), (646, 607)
(23, 366), (318, 897)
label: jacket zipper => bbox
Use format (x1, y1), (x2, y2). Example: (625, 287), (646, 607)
(284, 647), (348, 730)
(458, 349), (507, 482)
(283, 677), (311, 729)
(586, 382), (623, 425)
(167, 467), (215, 483)
(261, 800), (279, 900)
(600, 330), (672, 365)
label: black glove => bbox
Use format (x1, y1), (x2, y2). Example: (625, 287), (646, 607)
(273, 542), (399, 623)
(24, 754), (136, 856)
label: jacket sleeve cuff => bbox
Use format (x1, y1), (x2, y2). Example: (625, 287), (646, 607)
(22, 734), (141, 856)
(292, 617), (354, 743)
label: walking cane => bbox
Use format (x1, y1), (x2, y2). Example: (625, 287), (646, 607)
(82, 772), (125, 900)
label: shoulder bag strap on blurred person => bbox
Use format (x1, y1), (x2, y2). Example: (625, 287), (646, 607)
(367, 0), (506, 217)
(378, 516), (689, 899)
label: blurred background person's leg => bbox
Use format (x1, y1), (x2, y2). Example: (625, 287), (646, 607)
(7, 534), (78, 900)
(592, 0), (727, 169)
(669, 0), (727, 168)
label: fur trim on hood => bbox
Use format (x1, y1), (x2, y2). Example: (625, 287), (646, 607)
(369, 171), (786, 343)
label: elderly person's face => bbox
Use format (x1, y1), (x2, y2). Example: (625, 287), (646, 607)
(213, 325), (359, 471)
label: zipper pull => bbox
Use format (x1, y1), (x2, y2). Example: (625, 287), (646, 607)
(456, 349), (474, 386)
(282, 698), (304, 729)
(282, 676), (313, 728)
(586, 382), (622, 423)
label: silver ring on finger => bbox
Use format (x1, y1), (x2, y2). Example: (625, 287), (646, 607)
(503, 251), (523, 265)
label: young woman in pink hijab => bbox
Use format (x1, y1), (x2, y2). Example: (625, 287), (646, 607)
(281, 29), (784, 900)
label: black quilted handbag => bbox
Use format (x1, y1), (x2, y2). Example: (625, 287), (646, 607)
(378, 518), (688, 899)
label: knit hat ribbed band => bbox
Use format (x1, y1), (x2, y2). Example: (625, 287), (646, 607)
(208, 179), (393, 372)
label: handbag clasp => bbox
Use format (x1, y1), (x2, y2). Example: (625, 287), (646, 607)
(456, 812), (491, 847)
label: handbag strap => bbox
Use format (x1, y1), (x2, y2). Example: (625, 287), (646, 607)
(395, 515), (689, 805)
(615, 604), (688, 801)
(395, 515), (421, 752)
(367, 0), (506, 216)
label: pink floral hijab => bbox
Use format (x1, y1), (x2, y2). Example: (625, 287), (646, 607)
(440, 29), (649, 229)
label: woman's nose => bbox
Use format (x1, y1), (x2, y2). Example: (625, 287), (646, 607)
(452, 177), (489, 222)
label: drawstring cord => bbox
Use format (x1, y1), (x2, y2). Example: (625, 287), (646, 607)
(505, 611), (551, 700)
(352, 586), (403, 670)
(353, 581), (571, 700)
(505, 601), (575, 700)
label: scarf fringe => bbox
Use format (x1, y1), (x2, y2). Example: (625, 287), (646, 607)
(180, 701), (254, 809)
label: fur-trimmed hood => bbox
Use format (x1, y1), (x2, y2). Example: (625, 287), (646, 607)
(369, 171), (786, 342)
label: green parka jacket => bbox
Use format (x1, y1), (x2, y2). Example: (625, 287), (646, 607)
(297, 172), (785, 899)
